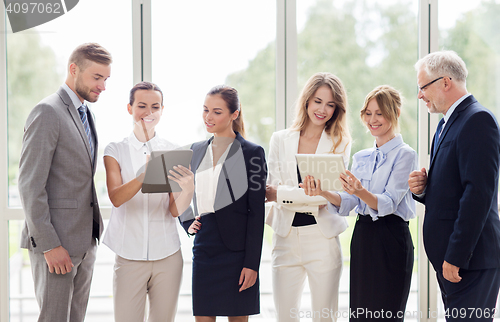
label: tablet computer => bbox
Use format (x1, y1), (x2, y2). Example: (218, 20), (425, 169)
(141, 149), (193, 193)
(295, 154), (346, 191)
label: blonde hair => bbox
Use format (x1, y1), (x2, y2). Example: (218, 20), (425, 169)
(290, 72), (350, 154)
(360, 85), (401, 132)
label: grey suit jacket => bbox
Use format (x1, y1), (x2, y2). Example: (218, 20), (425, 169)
(19, 86), (103, 256)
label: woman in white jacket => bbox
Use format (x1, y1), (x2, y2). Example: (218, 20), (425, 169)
(266, 72), (351, 322)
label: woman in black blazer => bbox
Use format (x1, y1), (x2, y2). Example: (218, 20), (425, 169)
(180, 85), (267, 322)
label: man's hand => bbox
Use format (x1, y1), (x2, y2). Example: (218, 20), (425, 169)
(442, 260), (462, 283)
(44, 246), (74, 274)
(408, 168), (428, 195)
(238, 267), (258, 292)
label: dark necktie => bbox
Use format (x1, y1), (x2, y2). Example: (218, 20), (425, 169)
(78, 105), (94, 162)
(433, 118), (445, 156)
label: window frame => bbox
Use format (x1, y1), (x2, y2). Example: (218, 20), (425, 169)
(0, 0), (440, 320)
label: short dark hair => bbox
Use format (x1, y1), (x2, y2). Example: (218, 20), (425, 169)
(68, 43), (112, 71)
(129, 81), (164, 106)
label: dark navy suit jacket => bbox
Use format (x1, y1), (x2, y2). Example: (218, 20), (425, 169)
(415, 95), (500, 272)
(181, 132), (267, 271)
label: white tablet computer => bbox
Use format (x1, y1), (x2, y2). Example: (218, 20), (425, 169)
(141, 149), (193, 193)
(295, 154), (346, 191)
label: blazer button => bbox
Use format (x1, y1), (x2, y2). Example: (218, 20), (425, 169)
(90, 202), (94, 207)
(30, 236), (37, 247)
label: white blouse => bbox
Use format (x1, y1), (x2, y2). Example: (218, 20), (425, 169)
(103, 132), (181, 261)
(195, 141), (233, 215)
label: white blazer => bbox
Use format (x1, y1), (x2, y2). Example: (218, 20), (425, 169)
(266, 129), (350, 238)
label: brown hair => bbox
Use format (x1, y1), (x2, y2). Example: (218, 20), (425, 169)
(207, 85), (245, 138)
(290, 72), (350, 154)
(129, 81), (163, 106)
(360, 85), (401, 132)
(68, 43), (112, 71)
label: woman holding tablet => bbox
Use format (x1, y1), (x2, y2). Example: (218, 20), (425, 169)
(302, 85), (417, 321)
(103, 81), (193, 322)
(181, 85), (267, 321)
(266, 72), (351, 321)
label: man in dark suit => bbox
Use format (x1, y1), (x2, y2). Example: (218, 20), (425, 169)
(18, 43), (111, 321)
(409, 50), (500, 320)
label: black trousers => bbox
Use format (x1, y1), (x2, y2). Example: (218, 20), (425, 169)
(350, 214), (414, 321)
(436, 267), (500, 321)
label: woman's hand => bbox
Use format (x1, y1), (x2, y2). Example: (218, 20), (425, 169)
(168, 165), (194, 193)
(300, 175), (324, 197)
(340, 170), (364, 196)
(265, 184), (277, 202)
(188, 216), (201, 235)
(239, 267), (258, 292)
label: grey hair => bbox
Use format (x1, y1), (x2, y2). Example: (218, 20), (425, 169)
(415, 50), (468, 83)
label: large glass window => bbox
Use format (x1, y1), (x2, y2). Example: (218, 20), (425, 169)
(6, 1), (133, 319)
(151, 0), (276, 151)
(297, 0), (419, 318)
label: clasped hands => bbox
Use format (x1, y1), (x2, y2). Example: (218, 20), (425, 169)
(408, 167), (427, 195)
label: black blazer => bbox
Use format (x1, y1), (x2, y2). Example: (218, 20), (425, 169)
(414, 95), (500, 271)
(181, 132), (267, 271)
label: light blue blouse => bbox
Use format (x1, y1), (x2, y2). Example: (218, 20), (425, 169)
(328, 134), (417, 221)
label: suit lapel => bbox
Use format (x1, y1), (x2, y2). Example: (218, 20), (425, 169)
(58, 88), (94, 167)
(220, 135), (242, 174)
(315, 130), (332, 154)
(191, 139), (210, 216)
(192, 139), (210, 173)
(285, 130), (300, 186)
(86, 109), (98, 170)
(429, 96), (472, 169)
(215, 135), (243, 206)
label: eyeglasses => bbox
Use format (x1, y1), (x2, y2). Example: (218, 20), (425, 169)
(418, 76), (450, 92)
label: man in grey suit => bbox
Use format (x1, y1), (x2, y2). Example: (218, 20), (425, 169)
(18, 43), (112, 321)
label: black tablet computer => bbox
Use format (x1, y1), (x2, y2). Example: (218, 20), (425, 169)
(141, 149), (193, 193)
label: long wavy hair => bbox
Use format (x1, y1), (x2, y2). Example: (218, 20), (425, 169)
(290, 72), (350, 154)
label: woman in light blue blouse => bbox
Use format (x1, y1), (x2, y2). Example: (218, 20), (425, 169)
(302, 85), (417, 322)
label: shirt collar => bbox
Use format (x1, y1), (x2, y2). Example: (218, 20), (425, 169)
(128, 131), (159, 151)
(443, 93), (471, 124)
(373, 133), (404, 154)
(62, 83), (85, 110)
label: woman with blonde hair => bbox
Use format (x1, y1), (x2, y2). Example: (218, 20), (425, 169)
(303, 85), (416, 321)
(266, 72), (351, 321)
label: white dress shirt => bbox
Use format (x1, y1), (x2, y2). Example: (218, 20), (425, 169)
(195, 141), (233, 215)
(103, 132), (181, 261)
(62, 83), (84, 111)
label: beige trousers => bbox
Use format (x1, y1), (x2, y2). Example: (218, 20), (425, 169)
(113, 249), (183, 322)
(272, 225), (343, 322)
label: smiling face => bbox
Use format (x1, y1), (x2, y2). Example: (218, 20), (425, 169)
(203, 94), (238, 136)
(363, 98), (396, 146)
(306, 85), (336, 128)
(417, 67), (447, 114)
(73, 61), (111, 103)
(128, 89), (163, 132)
